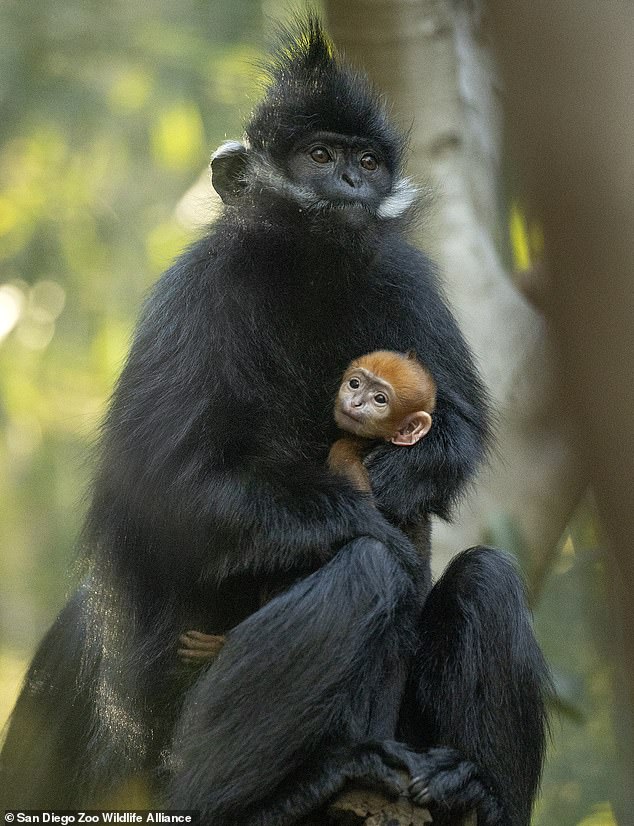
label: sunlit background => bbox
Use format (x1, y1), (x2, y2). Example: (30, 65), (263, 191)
(0, 2), (625, 824)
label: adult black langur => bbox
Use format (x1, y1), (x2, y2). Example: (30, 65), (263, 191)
(0, 15), (549, 825)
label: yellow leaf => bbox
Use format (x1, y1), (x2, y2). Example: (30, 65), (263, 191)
(510, 200), (532, 272)
(151, 103), (204, 171)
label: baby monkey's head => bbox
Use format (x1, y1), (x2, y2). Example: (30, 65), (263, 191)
(334, 350), (437, 445)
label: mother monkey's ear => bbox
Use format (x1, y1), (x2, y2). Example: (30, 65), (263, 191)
(210, 140), (249, 204)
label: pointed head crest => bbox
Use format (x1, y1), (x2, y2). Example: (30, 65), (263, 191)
(245, 15), (404, 172)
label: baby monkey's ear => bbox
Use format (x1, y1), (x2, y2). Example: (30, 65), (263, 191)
(390, 411), (432, 446)
(405, 349), (418, 361)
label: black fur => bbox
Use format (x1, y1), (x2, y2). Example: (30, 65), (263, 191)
(403, 547), (551, 825)
(0, 16), (548, 825)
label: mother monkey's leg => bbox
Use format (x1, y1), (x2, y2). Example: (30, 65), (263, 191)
(169, 535), (427, 825)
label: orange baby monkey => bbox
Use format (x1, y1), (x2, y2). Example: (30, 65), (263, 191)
(178, 350), (436, 664)
(328, 350), (437, 494)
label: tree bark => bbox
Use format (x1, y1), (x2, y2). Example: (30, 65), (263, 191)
(320, 781), (474, 825)
(324, 783), (433, 825)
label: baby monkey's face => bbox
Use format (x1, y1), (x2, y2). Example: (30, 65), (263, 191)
(334, 367), (396, 439)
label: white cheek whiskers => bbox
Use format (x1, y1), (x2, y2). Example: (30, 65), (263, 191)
(376, 176), (418, 219)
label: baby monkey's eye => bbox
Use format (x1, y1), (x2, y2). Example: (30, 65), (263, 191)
(349, 378), (360, 389)
(374, 393), (388, 405)
(310, 146), (332, 164)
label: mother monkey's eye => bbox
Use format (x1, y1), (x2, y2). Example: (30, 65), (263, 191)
(310, 146), (332, 164)
(360, 153), (378, 171)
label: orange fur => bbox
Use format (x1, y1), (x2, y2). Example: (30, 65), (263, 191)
(344, 350), (436, 435)
(328, 436), (372, 492)
(329, 350), (437, 493)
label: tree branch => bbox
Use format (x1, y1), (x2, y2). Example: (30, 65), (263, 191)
(300, 775), (475, 825)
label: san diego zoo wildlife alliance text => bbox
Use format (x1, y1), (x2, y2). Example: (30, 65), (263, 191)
(11, 814), (194, 824)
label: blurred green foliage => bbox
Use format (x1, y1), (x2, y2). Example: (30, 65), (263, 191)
(0, 0), (265, 653)
(0, 3), (624, 823)
(533, 502), (623, 826)
(484, 500), (623, 825)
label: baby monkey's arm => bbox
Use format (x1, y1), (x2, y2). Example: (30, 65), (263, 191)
(327, 435), (373, 493)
